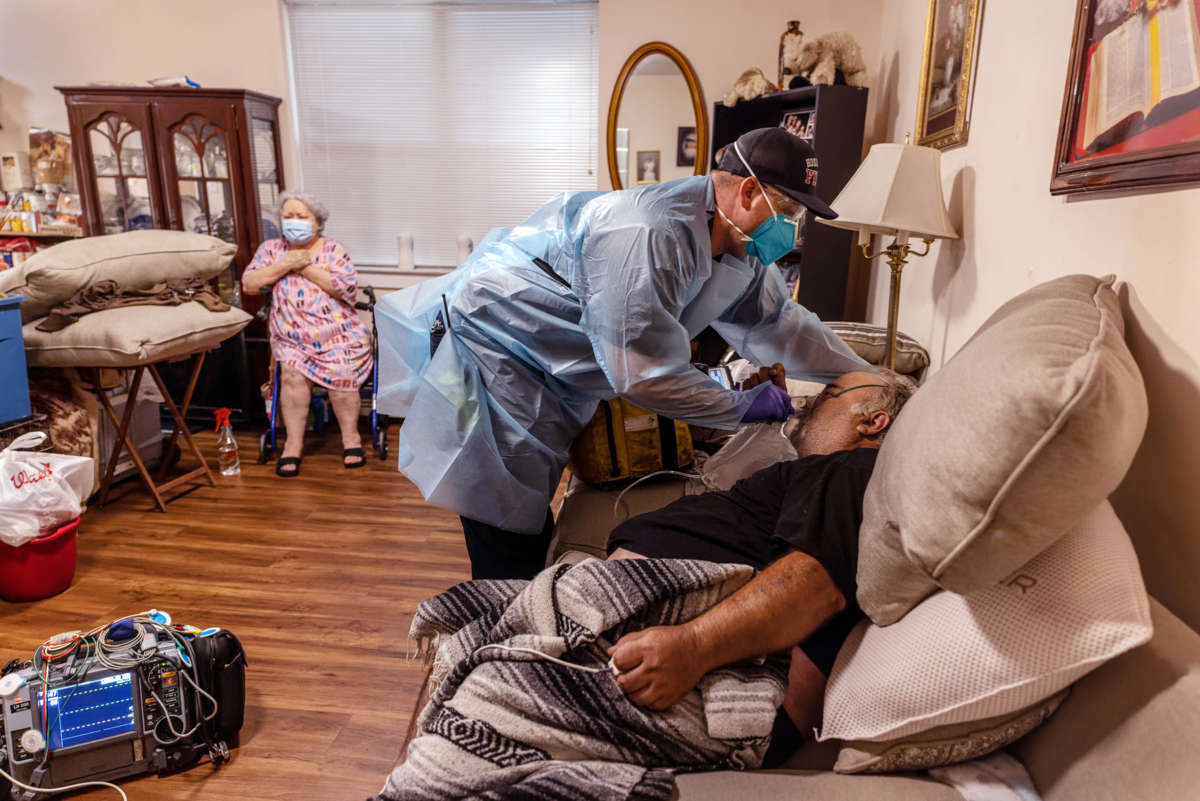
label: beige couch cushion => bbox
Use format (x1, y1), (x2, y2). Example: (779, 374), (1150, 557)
(822, 502), (1151, 742)
(14, 230), (236, 323)
(551, 473), (686, 559)
(672, 770), (963, 801)
(1012, 597), (1200, 801)
(858, 274), (1148, 625)
(23, 303), (251, 367)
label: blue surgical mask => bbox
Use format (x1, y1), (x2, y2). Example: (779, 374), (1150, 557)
(282, 219), (314, 244)
(743, 214), (800, 266)
(716, 142), (803, 266)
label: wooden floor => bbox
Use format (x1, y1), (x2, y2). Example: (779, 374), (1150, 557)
(0, 427), (471, 801)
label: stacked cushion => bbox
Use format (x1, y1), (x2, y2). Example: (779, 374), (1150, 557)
(857, 274), (1148, 625)
(821, 501), (1153, 771)
(6, 230), (236, 323)
(23, 303), (251, 368)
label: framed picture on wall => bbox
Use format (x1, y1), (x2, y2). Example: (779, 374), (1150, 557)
(1051, 0), (1200, 195)
(914, 0), (984, 149)
(676, 127), (697, 167)
(636, 150), (660, 184)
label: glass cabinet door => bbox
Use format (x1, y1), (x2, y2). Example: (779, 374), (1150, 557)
(249, 117), (282, 241)
(87, 113), (157, 233)
(171, 115), (237, 245)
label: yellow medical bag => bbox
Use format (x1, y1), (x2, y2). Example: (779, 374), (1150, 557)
(569, 399), (693, 486)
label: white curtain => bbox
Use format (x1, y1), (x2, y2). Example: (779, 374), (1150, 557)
(287, 1), (599, 270)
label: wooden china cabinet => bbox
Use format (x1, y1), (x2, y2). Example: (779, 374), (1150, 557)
(58, 86), (285, 421)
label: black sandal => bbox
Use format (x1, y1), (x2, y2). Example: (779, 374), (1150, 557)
(343, 447), (366, 469)
(276, 456), (302, 477)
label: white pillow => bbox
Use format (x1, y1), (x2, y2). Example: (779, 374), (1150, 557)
(820, 501), (1152, 742)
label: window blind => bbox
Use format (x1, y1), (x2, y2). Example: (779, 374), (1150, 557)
(287, 1), (599, 270)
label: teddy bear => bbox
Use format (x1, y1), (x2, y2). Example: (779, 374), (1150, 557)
(722, 68), (776, 107)
(784, 31), (868, 89)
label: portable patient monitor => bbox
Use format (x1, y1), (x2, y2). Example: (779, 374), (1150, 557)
(0, 613), (245, 800)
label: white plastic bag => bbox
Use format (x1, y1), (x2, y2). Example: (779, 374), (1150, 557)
(0, 432), (95, 547)
(688, 422), (799, 494)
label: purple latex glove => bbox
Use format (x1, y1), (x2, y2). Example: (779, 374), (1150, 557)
(741, 383), (794, 423)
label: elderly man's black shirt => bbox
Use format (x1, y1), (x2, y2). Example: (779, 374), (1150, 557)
(606, 447), (877, 674)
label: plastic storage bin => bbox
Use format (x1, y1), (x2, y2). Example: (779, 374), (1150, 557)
(0, 295), (32, 425)
(0, 517), (79, 602)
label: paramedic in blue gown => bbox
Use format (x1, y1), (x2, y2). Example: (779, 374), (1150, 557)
(376, 127), (867, 580)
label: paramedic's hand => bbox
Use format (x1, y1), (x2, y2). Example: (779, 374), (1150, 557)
(741, 383), (793, 423)
(609, 625), (707, 710)
(740, 362), (787, 391)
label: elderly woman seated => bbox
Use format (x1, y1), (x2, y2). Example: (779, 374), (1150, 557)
(242, 190), (373, 476)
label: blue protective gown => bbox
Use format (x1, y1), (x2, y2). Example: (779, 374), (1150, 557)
(376, 175), (866, 534)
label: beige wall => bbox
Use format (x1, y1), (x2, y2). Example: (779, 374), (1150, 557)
(873, 0), (1200, 605)
(599, 0), (888, 187)
(871, 0), (1200, 372)
(0, 0), (298, 189)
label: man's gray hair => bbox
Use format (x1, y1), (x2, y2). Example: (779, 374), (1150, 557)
(850, 366), (917, 442)
(277, 189), (329, 234)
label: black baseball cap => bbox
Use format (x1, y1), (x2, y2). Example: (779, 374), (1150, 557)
(715, 127), (837, 219)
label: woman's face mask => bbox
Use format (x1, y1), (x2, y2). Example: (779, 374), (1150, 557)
(282, 219), (314, 244)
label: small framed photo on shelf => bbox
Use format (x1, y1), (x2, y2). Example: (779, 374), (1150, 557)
(676, 127), (697, 167)
(780, 110), (816, 140)
(1051, 0), (1200, 194)
(636, 150), (660, 184)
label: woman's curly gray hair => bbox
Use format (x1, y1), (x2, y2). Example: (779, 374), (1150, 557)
(277, 190), (329, 234)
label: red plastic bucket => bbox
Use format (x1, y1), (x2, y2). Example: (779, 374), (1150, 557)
(0, 517), (79, 602)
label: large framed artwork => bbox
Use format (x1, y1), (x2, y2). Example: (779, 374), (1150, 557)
(1052, 0), (1200, 195)
(915, 0), (984, 149)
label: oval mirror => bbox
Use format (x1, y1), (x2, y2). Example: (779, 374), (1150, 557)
(606, 41), (708, 190)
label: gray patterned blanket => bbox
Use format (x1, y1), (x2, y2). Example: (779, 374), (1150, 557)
(372, 557), (788, 801)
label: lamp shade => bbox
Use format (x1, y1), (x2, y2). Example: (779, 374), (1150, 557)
(818, 143), (958, 241)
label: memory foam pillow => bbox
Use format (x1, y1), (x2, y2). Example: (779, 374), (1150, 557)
(832, 690), (1068, 774)
(857, 274), (1148, 625)
(23, 303), (251, 367)
(15, 230), (236, 323)
(821, 501), (1152, 746)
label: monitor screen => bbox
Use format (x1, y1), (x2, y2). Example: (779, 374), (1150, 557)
(39, 672), (137, 751)
(707, 366), (733, 390)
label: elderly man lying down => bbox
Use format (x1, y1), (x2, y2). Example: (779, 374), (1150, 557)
(372, 367), (914, 801)
(606, 367), (915, 757)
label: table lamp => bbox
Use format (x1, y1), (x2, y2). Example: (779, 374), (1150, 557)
(817, 140), (958, 370)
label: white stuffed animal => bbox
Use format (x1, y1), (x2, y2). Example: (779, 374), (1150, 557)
(789, 32), (868, 88)
(723, 68), (775, 107)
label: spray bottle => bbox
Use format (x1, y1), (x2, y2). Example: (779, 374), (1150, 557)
(214, 407), (240, 476)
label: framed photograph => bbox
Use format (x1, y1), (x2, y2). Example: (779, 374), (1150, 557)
(636, 150), (660, 184)
(915, 0), (984, 149)
(1052, 0), (1200, 195)
(779, 110), (816, 141)
(676, 127), (697, 167)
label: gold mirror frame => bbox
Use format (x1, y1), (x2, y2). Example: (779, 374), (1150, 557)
(606, 41), (708, 190)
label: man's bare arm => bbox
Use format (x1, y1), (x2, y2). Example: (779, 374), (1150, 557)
(607, 550), (845, 710)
